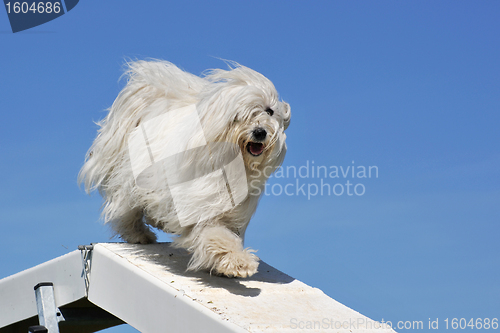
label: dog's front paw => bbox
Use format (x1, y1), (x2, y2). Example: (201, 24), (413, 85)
(214, 249), (259, 278)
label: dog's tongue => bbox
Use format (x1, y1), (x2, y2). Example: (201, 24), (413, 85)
(249, 142), (264, 156)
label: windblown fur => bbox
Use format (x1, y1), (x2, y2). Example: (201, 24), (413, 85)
(79, 60), (290, 277)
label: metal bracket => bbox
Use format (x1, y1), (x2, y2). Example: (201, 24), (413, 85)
(78, 244), (93, 295)
(34, 283), (65, 333)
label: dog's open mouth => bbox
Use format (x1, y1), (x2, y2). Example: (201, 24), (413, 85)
(247, 142), (265, 156)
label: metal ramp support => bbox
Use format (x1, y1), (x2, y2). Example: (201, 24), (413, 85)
(0, 249), (123, 333)
(33, 282), (64, 333)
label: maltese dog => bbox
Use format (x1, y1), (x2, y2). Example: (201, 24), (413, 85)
(79, 60), (290, 278)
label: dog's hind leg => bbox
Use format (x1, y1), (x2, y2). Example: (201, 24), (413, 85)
(110, 208), (157, 244)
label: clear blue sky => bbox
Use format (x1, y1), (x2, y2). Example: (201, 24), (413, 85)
(1, 1), (499, 332)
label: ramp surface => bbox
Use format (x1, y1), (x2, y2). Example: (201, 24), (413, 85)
(0, 243), (397, 333)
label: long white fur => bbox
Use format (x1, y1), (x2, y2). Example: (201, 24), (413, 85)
(79, 60), (290, 278)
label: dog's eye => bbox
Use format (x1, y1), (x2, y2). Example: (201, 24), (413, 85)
(265, 108), (274, 116)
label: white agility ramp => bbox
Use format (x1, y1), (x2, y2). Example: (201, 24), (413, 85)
(0, 243), (397, 333)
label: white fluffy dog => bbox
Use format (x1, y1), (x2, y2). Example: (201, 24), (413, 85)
(79, 60), (290, 278)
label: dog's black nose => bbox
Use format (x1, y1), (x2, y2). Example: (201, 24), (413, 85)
(252, 128), (267, 141)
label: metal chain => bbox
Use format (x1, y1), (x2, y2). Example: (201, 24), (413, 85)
(78, 245), (94, 295)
